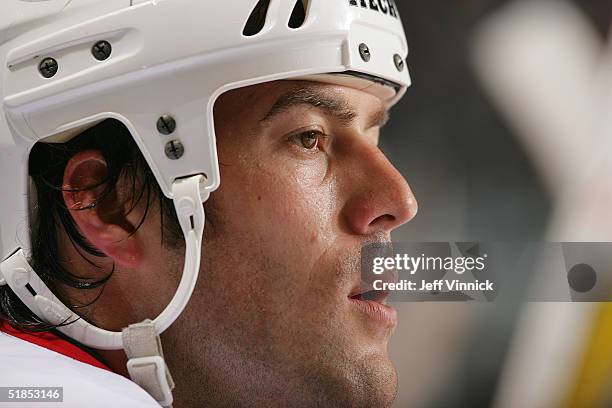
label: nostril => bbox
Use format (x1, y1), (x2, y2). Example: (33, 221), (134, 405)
(371, 214), (395, 227)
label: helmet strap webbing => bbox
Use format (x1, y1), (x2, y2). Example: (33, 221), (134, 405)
(123, 319), (175, 407)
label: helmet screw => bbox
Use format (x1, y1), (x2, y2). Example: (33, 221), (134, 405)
(394, 54), (405, 72)
(92, 40), (112, 61)
(165, 140), (185, 160)
(39, 57), (58, 78)
(359, 43), (371, 62)
(157, 114), (177, 135)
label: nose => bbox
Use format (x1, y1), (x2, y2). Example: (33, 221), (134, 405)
(343, 145), (418, 236)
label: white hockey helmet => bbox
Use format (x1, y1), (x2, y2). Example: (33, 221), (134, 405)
(0, 0), (410, 405)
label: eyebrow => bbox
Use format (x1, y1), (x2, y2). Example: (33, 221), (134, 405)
(259, 87), (390, 129)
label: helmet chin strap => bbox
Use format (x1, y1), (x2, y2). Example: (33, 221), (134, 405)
(0, 174), (209, 407)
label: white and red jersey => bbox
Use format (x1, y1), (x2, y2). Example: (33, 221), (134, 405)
(0, 321), (159, 407)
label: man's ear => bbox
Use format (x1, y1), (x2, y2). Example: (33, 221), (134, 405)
(62, 150), (144, 268)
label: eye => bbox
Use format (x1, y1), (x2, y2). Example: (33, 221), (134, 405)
(292, 130), (326, 150)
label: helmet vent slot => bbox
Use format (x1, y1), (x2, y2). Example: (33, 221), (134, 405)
(243, 0), (272, 36)
(288, 0), (308, 29)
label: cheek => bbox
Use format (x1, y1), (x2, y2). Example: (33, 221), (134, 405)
(263, 161), (338, 242)
(206, 158), (341, 299)
(219, 149), (338, 239)
(200, 157), (341, 324)
(207, 129), (344, 288)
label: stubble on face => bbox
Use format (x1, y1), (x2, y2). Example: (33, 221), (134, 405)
(163, 81), (400, 408)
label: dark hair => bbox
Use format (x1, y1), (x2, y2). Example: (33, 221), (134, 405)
(0, 119), (182, 331)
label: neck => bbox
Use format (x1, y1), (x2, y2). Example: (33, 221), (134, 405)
(98, 348), (130, 377)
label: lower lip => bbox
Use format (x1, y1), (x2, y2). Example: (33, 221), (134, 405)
(349, 298), (398, 328)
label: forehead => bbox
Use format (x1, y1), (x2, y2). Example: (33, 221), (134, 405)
(214, 80), (385, 121)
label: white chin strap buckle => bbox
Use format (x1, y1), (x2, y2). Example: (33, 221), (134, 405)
(123, 320), (174, 407)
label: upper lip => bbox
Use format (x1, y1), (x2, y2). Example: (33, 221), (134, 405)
(348, 265), (398, 305)
(349, 282), (391, 304)
(349, 237), (397, 304)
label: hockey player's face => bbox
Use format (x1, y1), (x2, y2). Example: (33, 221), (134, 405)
(167, 81), (417, 407)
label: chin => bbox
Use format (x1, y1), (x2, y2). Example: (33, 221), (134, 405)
(356, 353), (398, 408)
(316, 349), (398, 408)
(312, 310), (399, 407)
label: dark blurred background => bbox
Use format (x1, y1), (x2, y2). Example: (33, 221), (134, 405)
(384, 0), (551, 243)
(383, 1), (612, 407)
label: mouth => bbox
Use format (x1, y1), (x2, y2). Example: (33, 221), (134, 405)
(350, 286), (390, 303)
(348, 285), (397, 328)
